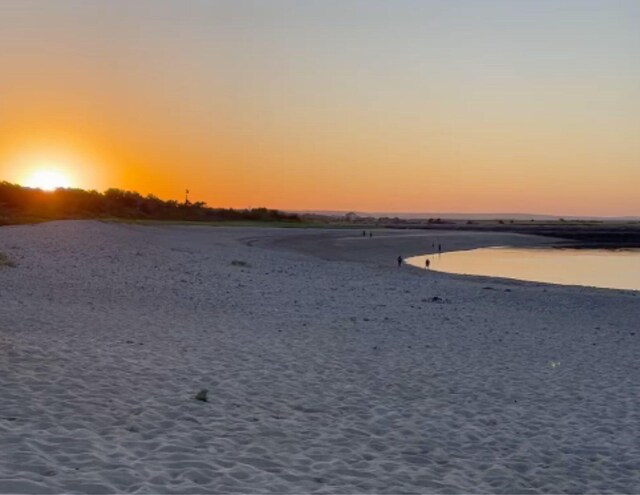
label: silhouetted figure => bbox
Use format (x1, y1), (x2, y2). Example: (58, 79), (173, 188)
(397, 256), (403, 267)
(425, 258), (430, 270)
(362, 230), (366, 237)
(438, 244), (442, 253)
(369, 232), (373, 238)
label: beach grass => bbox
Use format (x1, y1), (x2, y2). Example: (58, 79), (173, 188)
(0, 251), (16, 268)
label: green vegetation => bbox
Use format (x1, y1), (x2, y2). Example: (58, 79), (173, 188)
(0, 181), (301, 226)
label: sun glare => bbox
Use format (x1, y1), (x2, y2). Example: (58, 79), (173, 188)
(25, 169), (72, 191)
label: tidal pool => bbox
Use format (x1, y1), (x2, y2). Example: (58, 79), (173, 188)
(406, 247), (640, 291)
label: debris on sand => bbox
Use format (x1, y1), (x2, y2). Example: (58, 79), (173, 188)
(231, 260), (251, 267)
(195, 389), (209, 402)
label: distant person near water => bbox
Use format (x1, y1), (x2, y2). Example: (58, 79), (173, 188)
(425, 258), (430, 270)
(397, 256), (403, 267)
(362, 230), (366, 237)
(438, 244), (442, 253)
(369, 232), (373, 238)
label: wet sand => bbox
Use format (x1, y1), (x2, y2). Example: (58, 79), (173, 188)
(252, 228), (559, 266)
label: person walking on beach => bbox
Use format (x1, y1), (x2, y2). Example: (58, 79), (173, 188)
(397, 255), (403, 267)
(438, 244), (442, 254)
(362, 230), (366, 237)
(425, 258), (430, 270)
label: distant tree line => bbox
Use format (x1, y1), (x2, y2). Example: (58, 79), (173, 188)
(0, 182), (301, 225)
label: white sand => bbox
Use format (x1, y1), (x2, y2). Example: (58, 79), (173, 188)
(1, 221), (639, 494)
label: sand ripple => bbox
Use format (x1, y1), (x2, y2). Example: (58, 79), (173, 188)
(1, 221), (639, 493)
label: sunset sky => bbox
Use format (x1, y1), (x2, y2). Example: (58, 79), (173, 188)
(0, 0), (638, 216)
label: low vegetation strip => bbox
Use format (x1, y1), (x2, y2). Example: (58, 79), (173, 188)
(0, 181), (301, 225)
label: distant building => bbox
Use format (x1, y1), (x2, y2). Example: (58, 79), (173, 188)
(345, 212), (359, 223)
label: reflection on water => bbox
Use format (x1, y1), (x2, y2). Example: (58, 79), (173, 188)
(406, 247), (640, 291)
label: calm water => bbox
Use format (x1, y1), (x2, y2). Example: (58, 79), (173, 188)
(406, 247), (640, 291)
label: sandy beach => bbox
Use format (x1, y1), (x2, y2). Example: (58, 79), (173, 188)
(1, 220), (640, 494)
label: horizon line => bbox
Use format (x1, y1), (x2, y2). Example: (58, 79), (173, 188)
(289, 209), (640, 220)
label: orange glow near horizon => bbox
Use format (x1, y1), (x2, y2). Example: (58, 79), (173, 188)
(1, 122), (638, 217)
(24, 169), (72, 191)
(1, 142), (97, 192)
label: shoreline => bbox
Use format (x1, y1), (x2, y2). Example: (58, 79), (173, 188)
(255, 227), (560, 268)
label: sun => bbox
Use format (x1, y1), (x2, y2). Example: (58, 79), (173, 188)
(25, 169), (73, 191)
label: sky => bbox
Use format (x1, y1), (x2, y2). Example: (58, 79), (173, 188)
(0, 0), (638, 216)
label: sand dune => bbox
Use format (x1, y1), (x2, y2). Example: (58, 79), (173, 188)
(1, 221), (639, 493)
